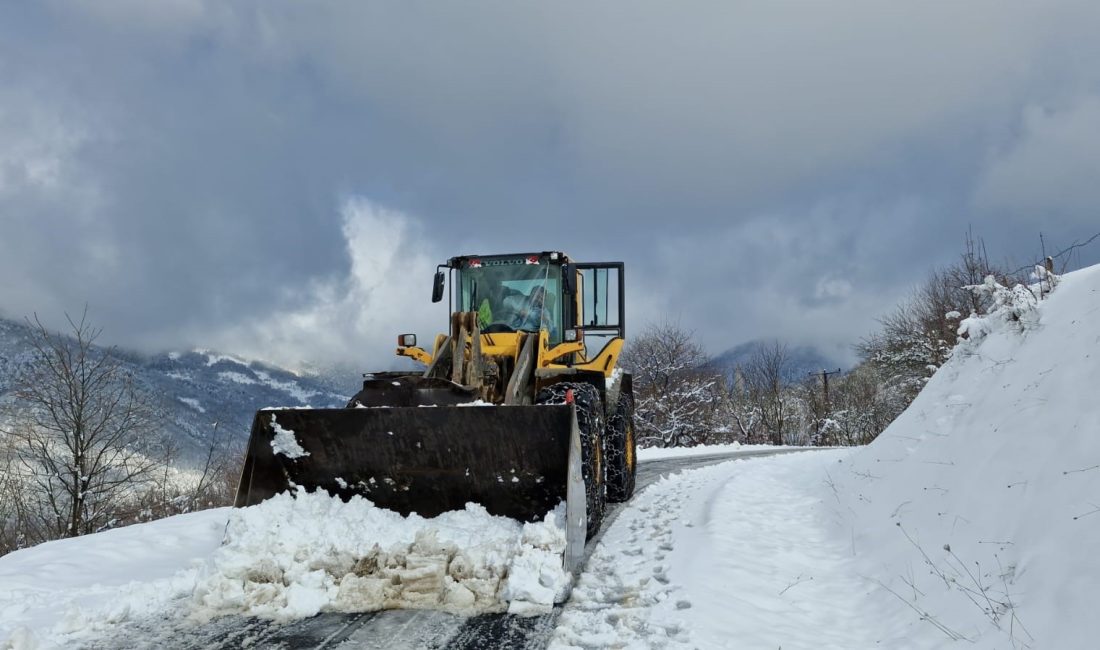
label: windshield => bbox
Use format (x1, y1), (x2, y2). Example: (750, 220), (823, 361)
(457, 256), (563, 342)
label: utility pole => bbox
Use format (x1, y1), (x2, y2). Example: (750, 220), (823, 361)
(809, 368), (843, 409)
(808, 368), (843, 445)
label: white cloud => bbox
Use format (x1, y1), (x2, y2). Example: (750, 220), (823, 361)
(637, 198), (931, 362)
(209, 197), (444, 371)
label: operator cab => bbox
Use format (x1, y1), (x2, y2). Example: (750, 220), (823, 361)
(449, 252), (565, 342)
(431, 251), (625, 356)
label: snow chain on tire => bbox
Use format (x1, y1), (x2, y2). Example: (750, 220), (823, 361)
(604, 391), (637, 502)
(536, 382), (605, 539)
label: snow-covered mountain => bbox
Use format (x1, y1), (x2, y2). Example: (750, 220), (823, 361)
(0, 317), (351, 465)
(706, 339), (844, 385)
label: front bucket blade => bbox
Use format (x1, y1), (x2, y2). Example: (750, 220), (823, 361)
(235, 405), (576, 524)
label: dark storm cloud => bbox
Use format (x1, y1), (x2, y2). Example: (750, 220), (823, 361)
(2, 1), (1099, 368)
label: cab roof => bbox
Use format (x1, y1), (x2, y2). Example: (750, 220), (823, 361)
(446, 251), (572, 268)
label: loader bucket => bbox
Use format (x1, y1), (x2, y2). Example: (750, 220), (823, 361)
(234, 405), (588, 570)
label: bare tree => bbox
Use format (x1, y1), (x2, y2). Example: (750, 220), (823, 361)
(722, 372), (765, 445)
(0, 430), (25, 554)
(741, 341), (795, 445)
(797, 374), (830, 445)
(188, 421), (238, 510)
(858, 231), (1013, 406)
(138, 420), (241, 521)
(620, 322), (723, 448)
(0, 310), (159, 540)
(811, 362), (909, 447)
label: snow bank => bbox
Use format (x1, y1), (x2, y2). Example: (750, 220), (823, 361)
(832, 264), (1100, 648)
(192, 490), (571, 622)
(0, 509), (230, 649)
(637, 441), (789, 461)
(638, 442), (740, 461)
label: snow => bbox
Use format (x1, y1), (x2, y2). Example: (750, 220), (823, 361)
(177, 396), (206, 413)
(826, 263), (1100, 648)
(252, 369), (318, 404)
(198, 350), (249, 367)
(0, 509), (230, 649)
(674, 452), (908, 648)
(0, 492), (572, 648)
(218, 370), (257, 385)
(268, 414), (309, 459)
(551, 451), (902, 649)
(636, 441), (787, 461)
(193, 490), (570, 622)
(555, 264), (1100, 648)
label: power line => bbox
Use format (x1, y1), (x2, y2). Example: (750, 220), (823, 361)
(1008, 230), (1100, 278)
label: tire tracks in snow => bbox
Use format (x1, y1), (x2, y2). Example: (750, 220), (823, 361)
(549, 460), (754, 648)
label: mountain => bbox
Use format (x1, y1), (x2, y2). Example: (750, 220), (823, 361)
(0, 317), (350, 466)
(706, 340), (844, 386)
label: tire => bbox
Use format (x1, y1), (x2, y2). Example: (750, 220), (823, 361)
(536, 382), (605, 539)
(604, 391), (637, 502)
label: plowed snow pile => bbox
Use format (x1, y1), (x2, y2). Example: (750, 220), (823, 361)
(194, 490), (570, 621)
(0, 493), (570, 648)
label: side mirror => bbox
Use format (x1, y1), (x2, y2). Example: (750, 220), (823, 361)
(398, 333), (417, 347)
(431, 271), (446, 303)
(561, 264), (575, 293)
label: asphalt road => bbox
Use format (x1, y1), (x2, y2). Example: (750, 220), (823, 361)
(88, 447), (810, 650)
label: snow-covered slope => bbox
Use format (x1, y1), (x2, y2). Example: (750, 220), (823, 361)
(0, 509), (230, 648)
(832, 263), (1100, 648)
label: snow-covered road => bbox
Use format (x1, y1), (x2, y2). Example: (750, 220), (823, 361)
(552, 449), (909, 649)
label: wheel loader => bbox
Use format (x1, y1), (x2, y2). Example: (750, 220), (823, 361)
(234, 251), (636, 572)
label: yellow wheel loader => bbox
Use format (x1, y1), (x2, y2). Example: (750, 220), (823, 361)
(235, 252), (636, 572)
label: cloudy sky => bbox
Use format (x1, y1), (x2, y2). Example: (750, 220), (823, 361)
(2, 1), (1099, 371)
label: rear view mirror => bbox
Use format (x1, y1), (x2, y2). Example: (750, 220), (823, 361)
(432, 271), (446, 303)
(561, 264), (575, 293)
